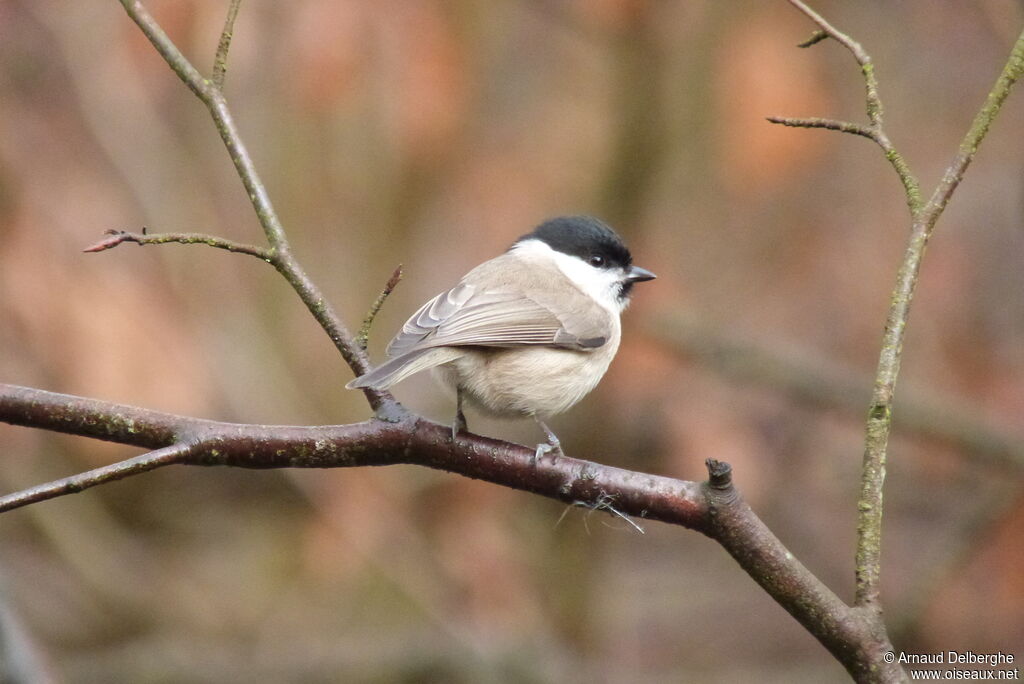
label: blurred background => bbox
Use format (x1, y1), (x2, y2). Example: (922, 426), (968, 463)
(1, 0), (1023, 681)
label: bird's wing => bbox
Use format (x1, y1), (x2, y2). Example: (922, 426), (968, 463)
(385, 257), (612, 358)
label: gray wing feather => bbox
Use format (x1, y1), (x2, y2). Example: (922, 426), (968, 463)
(346, 347), (463, 390)
(384, 257), (611, 358)
(349, 253), (613, 390)
(385, 282), (475, 358)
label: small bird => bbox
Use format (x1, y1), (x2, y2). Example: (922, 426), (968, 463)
(347, 215), (655, 460)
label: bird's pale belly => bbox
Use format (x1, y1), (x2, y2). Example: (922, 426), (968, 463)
(432, 341), (619, 418)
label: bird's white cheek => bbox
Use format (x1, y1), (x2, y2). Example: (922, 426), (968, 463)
(511, 238), (627, 312)
(553, 255), (627, 311)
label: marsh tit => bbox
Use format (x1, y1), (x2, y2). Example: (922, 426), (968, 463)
(347, 215), (656, 460)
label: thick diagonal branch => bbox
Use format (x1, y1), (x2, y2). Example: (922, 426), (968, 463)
(0, 382), (902, 680)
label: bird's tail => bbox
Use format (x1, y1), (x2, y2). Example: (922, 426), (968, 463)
(346, 348), (462, 390)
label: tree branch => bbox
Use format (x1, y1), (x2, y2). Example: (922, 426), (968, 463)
(0, 383), (714, 525)
(7, 3), (1010, 681)
(0, 382), (901, 680)
(784, 0), (877, 118)
(771, 7), (1024, 678)
(356, 264), (403, 350)
(779, 1), (1024, 620)
(856, 25), (1024, 610)
(702, 461), (897, 680)
(772, 1), (922, 216)
(796, 29), (828, 49)
(83, 229), (271, 260)
(765, 116), (876, 140)
(114, 0), (397, 416)
(212, 0), (242, 90)
(0, 443), (194, 512)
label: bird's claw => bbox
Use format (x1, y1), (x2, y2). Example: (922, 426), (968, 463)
(532, 436), (564, 465)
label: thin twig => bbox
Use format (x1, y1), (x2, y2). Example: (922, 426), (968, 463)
(0, 442), (193, 513)
(797, 29), (828, 49)
(84, 229), (271, 260)
(766, 116), (876, 140)
(356, 264), (403, 350)
(855, 25), (1024, 609)
(212, 0), (242, 90)
(773, 0), (922, 215)
(785, 0), (879, 123)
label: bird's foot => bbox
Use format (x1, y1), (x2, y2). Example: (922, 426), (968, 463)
(531, 418), (564, 465)
(532, 431), (563, 465)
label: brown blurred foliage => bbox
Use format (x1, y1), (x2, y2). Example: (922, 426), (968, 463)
(1, 1), (1023, 681)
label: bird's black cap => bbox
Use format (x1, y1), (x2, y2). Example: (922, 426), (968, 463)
(515, 215), (633, 271)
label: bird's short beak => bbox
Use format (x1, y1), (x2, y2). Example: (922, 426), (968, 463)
(626, 265), (657, 283)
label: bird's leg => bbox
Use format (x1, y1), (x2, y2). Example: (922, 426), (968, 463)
(452, 388), (468, 441)
(532, 416), (564, 464)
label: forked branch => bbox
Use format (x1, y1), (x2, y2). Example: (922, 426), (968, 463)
(770, 0), (922, 216)
(778, 1), (1024, 627)
(855, 24), (1024, 610)
(112, 0), (396, 415)
(0, 382), (897, 680)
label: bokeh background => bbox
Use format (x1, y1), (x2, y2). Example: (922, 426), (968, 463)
(1, 1), (1023, 682)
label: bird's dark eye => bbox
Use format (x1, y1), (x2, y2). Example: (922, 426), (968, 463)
(589, 255), (605, 267)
